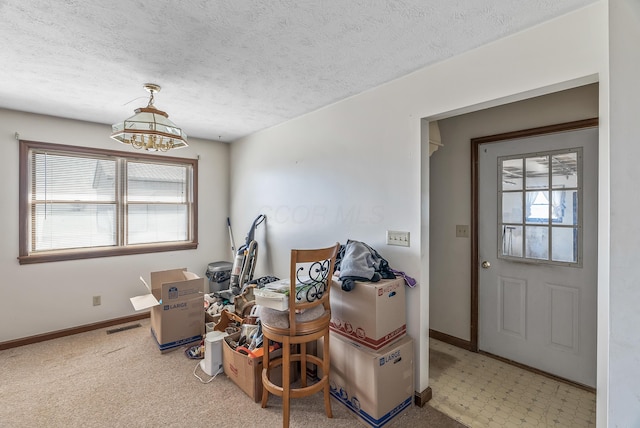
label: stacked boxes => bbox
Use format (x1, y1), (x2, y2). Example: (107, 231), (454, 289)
(326, 277), (413, 427)
(330, 277), (406, 350)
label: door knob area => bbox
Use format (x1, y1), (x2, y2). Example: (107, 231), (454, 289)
(481, 261), (491, 269)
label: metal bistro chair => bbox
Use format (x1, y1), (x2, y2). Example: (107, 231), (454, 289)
(260, 243), (340, 428)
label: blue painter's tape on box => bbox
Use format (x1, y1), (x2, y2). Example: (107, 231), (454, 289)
(151, 328), (202, 352)
(331, 389), (412, 428)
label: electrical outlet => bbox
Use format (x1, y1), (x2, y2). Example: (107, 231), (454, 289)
(456, 225), (469, 238)
(93, 295), (101, 306)
(386, 230), (410, 247)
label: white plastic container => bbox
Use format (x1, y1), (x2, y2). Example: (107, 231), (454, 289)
(254, 288), (288, 311)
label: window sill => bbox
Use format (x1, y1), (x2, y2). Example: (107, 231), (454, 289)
(18, 242), (198, 265)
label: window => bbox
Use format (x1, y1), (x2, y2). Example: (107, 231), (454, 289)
(19, 140), (198, 264)
(498, 148), (581, 266)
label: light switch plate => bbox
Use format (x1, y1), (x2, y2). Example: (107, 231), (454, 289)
(387, 230), (410, 247)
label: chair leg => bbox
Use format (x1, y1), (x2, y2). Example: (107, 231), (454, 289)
(261, 339), (270, 408)
(323, 332), (332, 418)
(300, 342), (307, 387)
(282, 339), (291, 428)
(324, 386), (333, 419)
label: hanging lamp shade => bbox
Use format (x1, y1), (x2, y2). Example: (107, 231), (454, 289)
(111, 83), (188, 152)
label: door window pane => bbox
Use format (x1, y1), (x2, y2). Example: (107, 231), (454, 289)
(552, 190), (577, 225)
(525, 156), (549, 190)
(552, 227), (578, 263)
(552, 152), (578, 188)
(502, 158), (523, 191)
(501, 225), (523, 257)
(502, 192), (523, 223)
(526, 191), (549, 224)
(525, 226), (549, 260)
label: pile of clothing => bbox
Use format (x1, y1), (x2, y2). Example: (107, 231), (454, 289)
(335, 239), (416, 291)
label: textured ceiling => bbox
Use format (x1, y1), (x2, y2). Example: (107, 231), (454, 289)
(0, 0), (596, 142)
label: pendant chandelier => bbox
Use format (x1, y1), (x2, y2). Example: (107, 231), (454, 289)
(111, 83), (188, 152)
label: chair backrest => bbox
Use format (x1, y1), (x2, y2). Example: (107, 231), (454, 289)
(287, 243), (340, 336)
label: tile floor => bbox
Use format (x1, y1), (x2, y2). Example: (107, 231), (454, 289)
(428, 338), (596, 427)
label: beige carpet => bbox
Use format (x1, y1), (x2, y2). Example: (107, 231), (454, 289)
(0, 319), (465, 428)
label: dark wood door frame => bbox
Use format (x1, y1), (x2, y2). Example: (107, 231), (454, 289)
(469, 118), (599, 352)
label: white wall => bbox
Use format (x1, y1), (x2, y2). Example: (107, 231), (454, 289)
(430, 84), (599, 341)
(0, 109), (230, 342)
(230, 3), (608, 398)
(609, 0), (640, 425)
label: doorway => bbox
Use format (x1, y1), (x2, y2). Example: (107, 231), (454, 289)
(428, 83), (600, 389)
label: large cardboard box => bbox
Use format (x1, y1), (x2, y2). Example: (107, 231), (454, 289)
(330, 277), (406, 350)
(320, 332), (414, 428)
(148, 268), (205, 352)
(222, 333), (293, 402)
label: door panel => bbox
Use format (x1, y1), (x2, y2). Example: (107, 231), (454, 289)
(478, 125), (597, 388)
(498, 276), (526, 339)
(548, 283), (579, 352)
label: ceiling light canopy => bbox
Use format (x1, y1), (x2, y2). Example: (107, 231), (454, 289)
(111, 83), (188, 152)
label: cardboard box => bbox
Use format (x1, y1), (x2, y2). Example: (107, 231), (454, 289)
(320, 332), (414, 428)
(222, 333), (293, 402)
(330, 277), (406, 350)
(146, 268), (205, 352)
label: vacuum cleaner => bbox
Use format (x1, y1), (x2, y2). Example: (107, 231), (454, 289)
(206, 214), (266, 315)
(228, 214), (266, 295)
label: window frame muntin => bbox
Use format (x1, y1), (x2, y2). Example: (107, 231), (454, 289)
(497, 147), (583, 268)
(18, 140), (198, 265)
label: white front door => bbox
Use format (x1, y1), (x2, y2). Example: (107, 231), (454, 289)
(478, 125), (598, 388)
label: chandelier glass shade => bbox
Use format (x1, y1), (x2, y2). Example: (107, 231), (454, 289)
(111, 84), (188, 152)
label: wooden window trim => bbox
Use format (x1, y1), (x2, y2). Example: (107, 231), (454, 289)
(18, 140), (198, 265)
